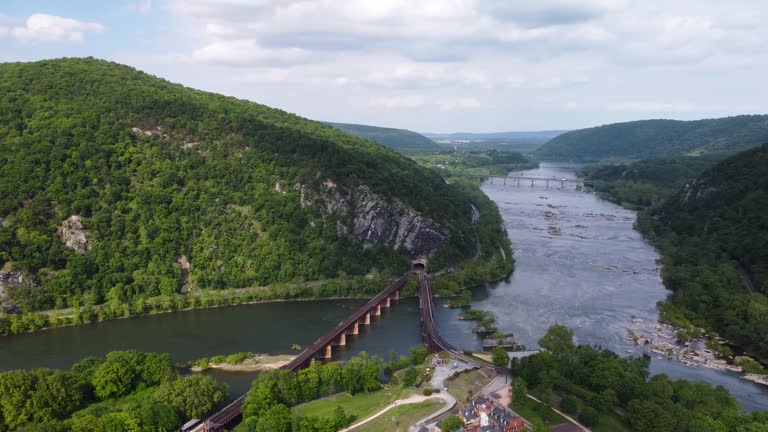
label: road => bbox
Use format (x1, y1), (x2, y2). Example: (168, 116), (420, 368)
(337, 393), (453, 432)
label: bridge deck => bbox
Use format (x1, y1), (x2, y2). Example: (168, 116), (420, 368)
(198, 270), (502, 431)
(281, 271), (412, 371)
(199, 271), (413, 431)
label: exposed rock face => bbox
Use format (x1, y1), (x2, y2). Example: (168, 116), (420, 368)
(0, 271), (23, 312)
(297, 180), (446, 258)
(58, 215), (91, 254)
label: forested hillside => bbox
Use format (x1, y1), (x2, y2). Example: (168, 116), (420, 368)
(325, 122), (440, 151)
(537, 115), (768, 161)
(579, 154), (725, 208)
(0, 58), (485, 316)
(641, 144), (768, 357)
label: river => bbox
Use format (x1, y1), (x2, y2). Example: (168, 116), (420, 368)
(0, 162), (766, 409)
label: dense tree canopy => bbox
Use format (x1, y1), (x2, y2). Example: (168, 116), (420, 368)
(512, 325), (768, 431)
(0, 58), (485, 317)
(0, 350), (225, 432)
(642, 144), (768, 357)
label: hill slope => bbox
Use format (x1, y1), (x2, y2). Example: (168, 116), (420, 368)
(643, 144), (768, 356)
(537, 115), (768, 161)
(325, 122), (440, 151)
(0, 58), (488, 312)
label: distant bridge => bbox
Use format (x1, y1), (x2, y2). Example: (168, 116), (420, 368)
(470, 175), (595, 191)
(194, 264), (487, 432)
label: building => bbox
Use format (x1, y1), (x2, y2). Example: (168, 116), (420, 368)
(457, 394), (525, 432)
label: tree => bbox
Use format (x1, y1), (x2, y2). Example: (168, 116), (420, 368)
(243, 380), (278, 418)
(579, 406), (599, 427)
(511, 378), (528, 408)
(560, 395), (578, 414)
(593, 389), (618, 414)
(92, 360), (134, 400)
(154, 375), (226, 419)
(332, 406), (351, 429)
(254, 404), (292, 432)
(627, 400), (678, 432)
(538, 324), (575, 359)
(402, 367), (420, 387)
(491, 347), (509, 368)
(441, 415), (463, 432)
(410, 347), (428, 365)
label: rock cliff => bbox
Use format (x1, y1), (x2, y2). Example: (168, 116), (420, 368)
(297, 179), (446, 258)
(57, 215), (91, 254)
(0, 271), (23, 312)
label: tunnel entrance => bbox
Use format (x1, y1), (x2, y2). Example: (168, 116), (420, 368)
(412, 259), (427, 271)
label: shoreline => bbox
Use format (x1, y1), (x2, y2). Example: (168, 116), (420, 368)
(188, 354), (296, 373)
(0, 293), (422, 338)
(627, 319), (768, 387)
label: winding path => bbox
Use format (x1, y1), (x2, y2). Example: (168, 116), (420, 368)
(338, 394), (453, 432)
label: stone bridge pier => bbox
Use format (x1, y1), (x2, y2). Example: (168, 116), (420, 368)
(319, 288), (403, 360)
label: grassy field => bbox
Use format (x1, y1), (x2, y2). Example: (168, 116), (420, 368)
(513, 398), (568, 429)
(292, 387), (414, 422)
(352, 400), (442, 432)
(444, 369), (492, 402)
(593, 414), (631, 432)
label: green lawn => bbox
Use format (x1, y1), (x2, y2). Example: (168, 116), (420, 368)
(512, 398), (568, 429)
(352, 400), (442, 432)
(592, 414), (631, 432)
(445, 369), (492, 402)
(292, 387), (414, 423)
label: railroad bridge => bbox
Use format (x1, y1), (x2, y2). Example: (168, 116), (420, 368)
(471, 175), (595, 191)
(193, 265), (467, 431)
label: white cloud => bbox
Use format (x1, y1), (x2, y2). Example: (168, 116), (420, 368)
(437, 98), (482, 111)
(112, 0), (768, 131)
(122, 0), (153, 14)
(189, 39), (313, 66)
(6, 14), (104, 43)
(369, 95), (426, 109)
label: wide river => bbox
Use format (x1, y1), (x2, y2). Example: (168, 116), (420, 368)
(0, 163), (765, 410)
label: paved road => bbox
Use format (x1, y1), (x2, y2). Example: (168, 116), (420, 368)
(408, 392), (457, 432)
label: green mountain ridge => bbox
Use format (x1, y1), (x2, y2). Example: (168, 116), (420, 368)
(324, 122), (441, 151)
(643, 144), (768, 357)
(0, 58), (483, 313)
(537, 115), (768, 161)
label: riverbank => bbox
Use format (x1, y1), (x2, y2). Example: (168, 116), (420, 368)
(188, 353), (295, 373)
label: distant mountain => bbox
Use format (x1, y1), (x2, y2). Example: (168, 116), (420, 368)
(536, 115), (768, 161)
(423, 130), (567, 141)
(325, 122), (441, 151)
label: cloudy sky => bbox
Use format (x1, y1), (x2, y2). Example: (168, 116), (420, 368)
(1, 0), (766, 132)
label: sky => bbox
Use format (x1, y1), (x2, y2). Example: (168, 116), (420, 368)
(1, 0), (766, 132)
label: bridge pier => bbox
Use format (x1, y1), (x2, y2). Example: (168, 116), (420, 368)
(351, 322), (359, 335)
(393, 290), (399, 300)
(374, 304), (381, 316)
(324, 344), (332, 359)
(338, 333), (346, 346)
(383, 297), (390, 308)
(364, 313), (371, 325)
